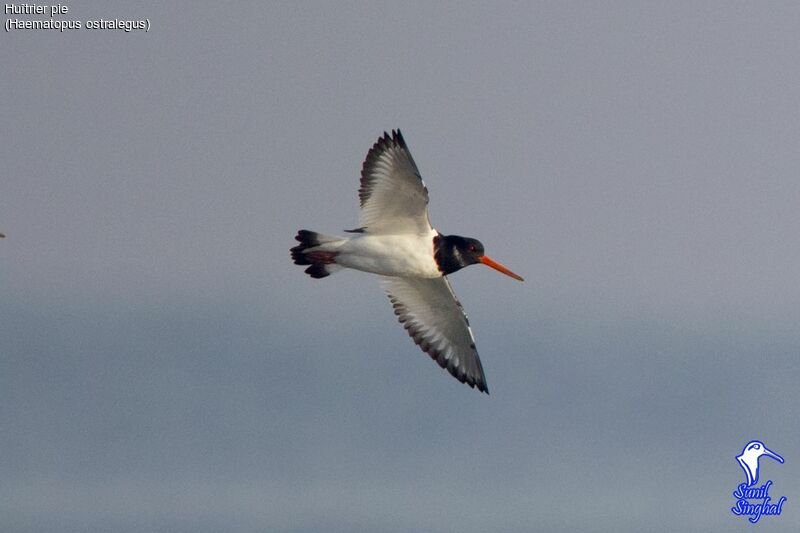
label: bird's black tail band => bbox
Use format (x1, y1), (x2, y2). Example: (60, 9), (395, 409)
(290, 230), (341, 278)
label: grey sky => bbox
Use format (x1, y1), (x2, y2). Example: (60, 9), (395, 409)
(2, 2), (799, 532)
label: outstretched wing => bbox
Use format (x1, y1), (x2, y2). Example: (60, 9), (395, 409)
(382, 275), (488, 393)
(359, 130), (432, 235)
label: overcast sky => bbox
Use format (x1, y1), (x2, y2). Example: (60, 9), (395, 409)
(2, 2), (799, 532)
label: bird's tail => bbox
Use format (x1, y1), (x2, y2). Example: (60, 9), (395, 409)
(290, 230), (345, 278)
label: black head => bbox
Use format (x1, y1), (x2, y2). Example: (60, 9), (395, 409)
(434, 234), (524, 280)
(434, 235), (483, 274)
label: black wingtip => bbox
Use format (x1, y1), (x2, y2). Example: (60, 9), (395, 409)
(468, 375), (489, 395)
(375, 129), (405, 148)
(394, 129), (405, 145)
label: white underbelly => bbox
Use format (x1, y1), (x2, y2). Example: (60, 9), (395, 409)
(337, 232), (441, 278)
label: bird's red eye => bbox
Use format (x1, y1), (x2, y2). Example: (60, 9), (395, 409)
(469, 245), (476, 252)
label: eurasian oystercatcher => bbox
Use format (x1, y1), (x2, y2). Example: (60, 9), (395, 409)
(291, 130), (523, 393)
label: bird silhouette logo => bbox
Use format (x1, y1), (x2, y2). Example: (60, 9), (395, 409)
(736, 441), (784, 487)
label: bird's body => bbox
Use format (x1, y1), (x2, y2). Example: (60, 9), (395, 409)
(299, 230), (441, 279)
(291, 130), (523, 393)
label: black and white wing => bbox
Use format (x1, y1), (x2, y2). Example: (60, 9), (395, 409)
(382, 276), (489, 393)
(358, 130), (433, 235)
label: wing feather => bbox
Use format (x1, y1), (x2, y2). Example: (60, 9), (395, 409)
(359, 130), (432, 235)
(382, 276), (488, 393)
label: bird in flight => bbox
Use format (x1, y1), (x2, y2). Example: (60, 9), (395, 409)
(291, 130), (523, 393)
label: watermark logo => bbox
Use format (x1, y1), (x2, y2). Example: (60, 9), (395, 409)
(731, 440), (787, 523)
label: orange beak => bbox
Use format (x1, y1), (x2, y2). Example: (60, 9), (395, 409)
(479, 255), (524, 281)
